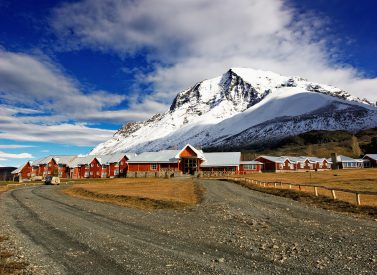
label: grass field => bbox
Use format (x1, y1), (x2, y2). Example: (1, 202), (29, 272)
(63, 178), (204, 209)
(233, 169), (377, 207)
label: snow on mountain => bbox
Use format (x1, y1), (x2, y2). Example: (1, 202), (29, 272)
(90, 68), (377, 155)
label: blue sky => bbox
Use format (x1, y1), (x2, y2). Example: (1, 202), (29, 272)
(0, 0), (376, 167)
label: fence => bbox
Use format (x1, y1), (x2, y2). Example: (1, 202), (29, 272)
(204, 176), (377, 207)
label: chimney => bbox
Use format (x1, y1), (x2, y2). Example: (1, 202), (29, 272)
(331, 153), (338, 170)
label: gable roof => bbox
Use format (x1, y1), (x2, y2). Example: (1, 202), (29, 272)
(201, 152), (241, 167)
(334, 155), (364, 163)
(32, 155), (76, 166)
(96, 152), (136, 165)
(11, 161), (30, 174)
(128, 150), (181, 163)
(67, 156), (99, 167)
(176, 144), (205, 159)
(364, 154), (377, 160)
(257, 156), (292, 163)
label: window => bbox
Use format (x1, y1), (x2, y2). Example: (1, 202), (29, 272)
(85, 172), (89, 177)
(289, 164), (294, 169)
(90, 172), (93, 175)
(151, 163), (157, 170)
(96, 172), (99, 175)
(120, 169), (123, 173)
(279, 164), (283, 169)
(114, 170), (119, 175)
(91, 163), (94, 167)
(102, 172), (107, 178)
(243, 164), (256, 170)
(121, 161), (124, 165)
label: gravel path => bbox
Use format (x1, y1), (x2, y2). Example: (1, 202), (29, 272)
(0, 180), (376, 274)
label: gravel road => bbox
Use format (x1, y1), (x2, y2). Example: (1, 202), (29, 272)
(0, 179), (376, 274)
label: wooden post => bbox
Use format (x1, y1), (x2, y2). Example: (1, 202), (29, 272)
(331, 190), (336, 200)
(356, 193), (361, 206)
(274, 182), (277, 188)
(289, 184), (292, 189)
(298, 185), (301, 191)
(263, 182), (266, 187)
(314, 186), (318, 196)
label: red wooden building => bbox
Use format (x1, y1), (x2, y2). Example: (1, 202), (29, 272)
(363, 154), (377, 168)
(128, 145), (262, 175)
(128, 144), (204, 175)
(255, 156), (331, 172)
(11, 161), (32, 181)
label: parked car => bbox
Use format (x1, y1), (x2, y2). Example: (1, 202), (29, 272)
(45, 175), (53, 185)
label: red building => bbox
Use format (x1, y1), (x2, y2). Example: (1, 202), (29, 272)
(128, 145), (262, 175)
(255, 156), (331, 172)
(363, 154), (377, 168)
(128, 144), (204, 175)
(11, 161), (32, 181)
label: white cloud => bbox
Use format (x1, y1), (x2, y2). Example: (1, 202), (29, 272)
(0, 107), (115, 146)
(51, 0), (377, 103)
(0, 151), (33, 159)
(0, 145), (36, 149)
(0, 48), (159, 123)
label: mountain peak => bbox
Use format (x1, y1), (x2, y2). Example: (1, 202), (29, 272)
(90, 68), (377, 155)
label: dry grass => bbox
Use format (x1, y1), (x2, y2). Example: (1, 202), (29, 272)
(63, 178), (204, 210)
(225, 179), (377, 219)
(0, 186), (7, 194)
(241, 169), (377, 192)
(231, 169), (377, 207)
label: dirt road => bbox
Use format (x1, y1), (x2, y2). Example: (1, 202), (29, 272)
(1, 180), (376, 274)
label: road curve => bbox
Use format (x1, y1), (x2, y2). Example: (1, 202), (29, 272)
(0, 180), (376, 274)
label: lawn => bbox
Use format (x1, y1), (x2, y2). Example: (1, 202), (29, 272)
(63, 178), (204, 209)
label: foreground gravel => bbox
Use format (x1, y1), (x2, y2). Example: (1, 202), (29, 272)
(0, 180), (376, 274)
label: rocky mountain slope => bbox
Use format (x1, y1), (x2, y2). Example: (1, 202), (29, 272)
(90, 68), (377, 155)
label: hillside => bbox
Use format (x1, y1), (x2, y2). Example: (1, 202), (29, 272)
(234, 128), (377, 160)
(90, 68), (377, 155)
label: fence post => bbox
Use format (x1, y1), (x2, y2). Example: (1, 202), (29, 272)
(274, 182), (277, 188)
(289, 184), (292, 189)
(298, 185), (301, 191)
(356, 193), (361, 206)
(331, 190), (337, 200)
(314, 186), (318, 196)
(263, 182), (266, 187)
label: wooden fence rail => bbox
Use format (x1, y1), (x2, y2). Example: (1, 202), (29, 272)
(203, 176), (377, 206)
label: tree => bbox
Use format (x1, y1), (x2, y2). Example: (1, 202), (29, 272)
(351, 136), (361, 157)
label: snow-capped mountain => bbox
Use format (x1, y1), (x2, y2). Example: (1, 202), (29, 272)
(90, 68), (377, 155)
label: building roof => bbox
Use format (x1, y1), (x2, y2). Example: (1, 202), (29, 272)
(336, 155), (364, 162)
(175, 144), (205, 159)
(257, 156), (290, 163)
(128, 150), (181, 163)
(363, 154), (377, 160)
(239, 161), (263, 165)
(201, 152), (241, 167)
(11, 161), (30, 174)
(32, 156), (52, 166)
(32, 155), (76, 166)
(94, 152), (136, 165)
(67, 156), (98, 167)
